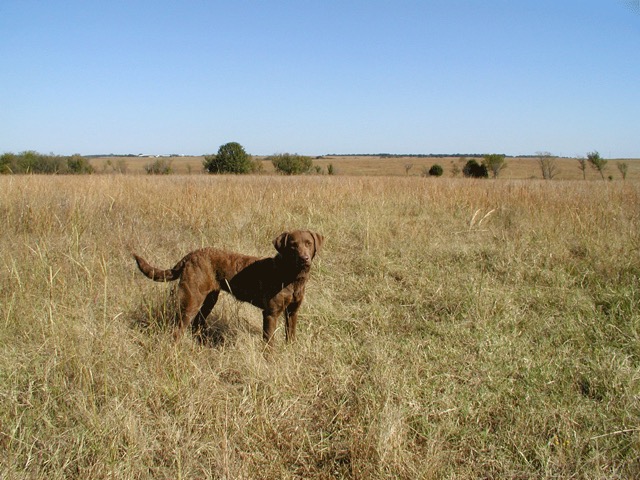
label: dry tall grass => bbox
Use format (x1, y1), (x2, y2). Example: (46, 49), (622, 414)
(1, 174), (639, 478)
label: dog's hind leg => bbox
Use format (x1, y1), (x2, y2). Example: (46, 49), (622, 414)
(191, 290), (219, 338)
(173, 281), (207, 341)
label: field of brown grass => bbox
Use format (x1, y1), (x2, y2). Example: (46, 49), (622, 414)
(91, 154), (640, 180)
(1, 174), (639, 478)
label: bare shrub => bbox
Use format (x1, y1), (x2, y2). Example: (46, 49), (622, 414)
(536, 151), (558, 179)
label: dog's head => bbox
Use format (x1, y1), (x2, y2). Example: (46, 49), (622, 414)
(273, 230), (324, 268)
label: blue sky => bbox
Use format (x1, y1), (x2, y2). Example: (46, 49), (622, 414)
(1, 0), (639, 157)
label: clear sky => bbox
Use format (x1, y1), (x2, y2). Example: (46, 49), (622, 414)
(1, 0), (639, 157)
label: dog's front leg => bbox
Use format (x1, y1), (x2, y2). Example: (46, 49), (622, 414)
(263, 291), (292, 345)
(262, 310), (280, 344)
(284, 301), (301, 343)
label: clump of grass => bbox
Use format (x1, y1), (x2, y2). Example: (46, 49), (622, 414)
(1, 175), (638, 478)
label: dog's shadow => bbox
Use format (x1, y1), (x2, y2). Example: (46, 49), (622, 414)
(129, 287), (261, 347)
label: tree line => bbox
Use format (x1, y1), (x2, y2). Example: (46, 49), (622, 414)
(201, 146), (630, 180)
(417, 151), (629, 180)
(0, 151), (94, 174)
(1, 145), (630, 179)
(328, 153), (508, 158)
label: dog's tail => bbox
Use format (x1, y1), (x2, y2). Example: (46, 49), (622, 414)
(133, 253), (184, 282)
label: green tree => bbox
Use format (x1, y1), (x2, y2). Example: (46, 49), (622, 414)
(16, 151), (66, 174)
(203, 142), (254, 174)
(269, 153), (312, 175)
(0, 153), (17, 174)
(67, 154), (94, 174)
(428, 164), (444, 177)
(463, 159), (488, 178)
(587, 151), (608, 180)
(482, 154), (507, 178)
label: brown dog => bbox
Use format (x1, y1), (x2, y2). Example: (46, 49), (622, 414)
(133, 230), (324, 344)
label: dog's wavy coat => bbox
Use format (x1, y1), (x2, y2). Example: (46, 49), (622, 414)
(133, 230), (324, 344)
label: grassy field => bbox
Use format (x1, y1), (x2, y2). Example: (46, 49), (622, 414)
(91, 155), (640, 180)
(1, 174), (639, 478)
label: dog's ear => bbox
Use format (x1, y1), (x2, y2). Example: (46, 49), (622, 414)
(310, 231), (324, 254)
(273, 232), (289, 253)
